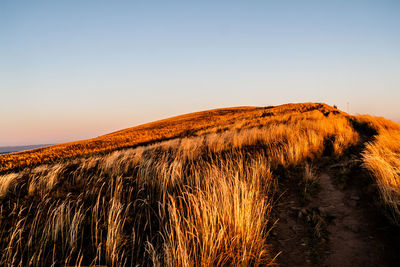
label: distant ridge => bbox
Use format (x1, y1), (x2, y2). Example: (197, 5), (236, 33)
(0, 144), (52, 155)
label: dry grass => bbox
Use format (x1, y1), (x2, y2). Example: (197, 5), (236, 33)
(0, 173), (19, 199)
(0, 103), (361, 266)
(165, 156), (275, 266)
(356, 115), (400, 223)
(301, 163), (319, 201)
(0, 103), (344, 173)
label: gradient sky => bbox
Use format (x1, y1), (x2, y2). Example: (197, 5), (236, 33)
(1, 0), (399, 146)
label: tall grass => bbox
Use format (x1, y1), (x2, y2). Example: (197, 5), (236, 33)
(165, 156), (275, 266)
(357, 115), (400, 223)
(0, 104), (359, 266)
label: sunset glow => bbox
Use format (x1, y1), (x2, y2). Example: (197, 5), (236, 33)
(1, 1), (399, 146)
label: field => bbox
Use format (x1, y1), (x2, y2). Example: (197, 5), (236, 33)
(0, 103), (399, 266)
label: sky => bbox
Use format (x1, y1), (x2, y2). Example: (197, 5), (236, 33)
(1, 0), (399, 146)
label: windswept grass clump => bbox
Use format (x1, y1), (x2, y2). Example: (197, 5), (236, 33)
(301, 163), (320, 201)
(356, 115), (400, 223)
(0, 103), (360, 266)
(0, 173), (19, 199)
(165, 157), (275, 266)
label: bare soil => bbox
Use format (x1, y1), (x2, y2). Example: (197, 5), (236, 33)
(271, 161), (400, 267)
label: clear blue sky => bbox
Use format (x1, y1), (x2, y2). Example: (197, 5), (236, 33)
(1, 0), (399, 146)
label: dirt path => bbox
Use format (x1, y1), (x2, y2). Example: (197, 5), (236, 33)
(272, 165), (400, 266)
(318, 172), (368, 266)
(317, 172), (397, 266)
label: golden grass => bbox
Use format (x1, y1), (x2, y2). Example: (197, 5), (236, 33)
(165, 160), (274, 266)
(356, 115), (400, 223)
(0, 103), (361, 266)
(0, 173), (19, 199)
(0, 103), (343, 173)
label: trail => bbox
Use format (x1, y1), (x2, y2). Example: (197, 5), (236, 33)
(273, 163), (400, 266)
(317, 171), (397, 266)
(318, 172), (368, 266)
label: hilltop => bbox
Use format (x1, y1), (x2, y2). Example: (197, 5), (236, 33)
(0, 103), (399, 266)
(0, 103), (340, 173)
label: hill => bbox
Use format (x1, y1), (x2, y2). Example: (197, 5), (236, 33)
(0, 103), (399, 266)
(0, 103), (340, 173)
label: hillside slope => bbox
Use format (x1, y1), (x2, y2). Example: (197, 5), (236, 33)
(0, 103), (340, 173)
(0, 103), (399, 266)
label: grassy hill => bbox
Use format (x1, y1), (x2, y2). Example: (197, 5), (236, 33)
(0, 103), (399, 266)
(0, 103), (341, 173)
